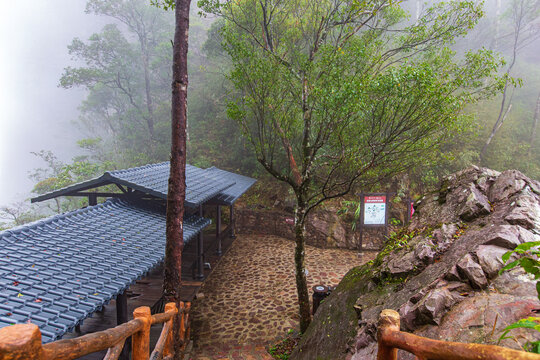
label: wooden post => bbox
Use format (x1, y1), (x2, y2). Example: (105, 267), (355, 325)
(163, 302), (177, 358)
(377, 309), (400, 360)
(384, 192), (390, 238)
(116, 291), (130, 360)
(0, 324), (44, 360)
(132, 306), (151, 360)
(88, 193), (97, 206)
(358, 193), (364, 250)
(216, 205), (222, 255)
(196, 205), (204, 279)
(229, 205), (236, 239)
(116, 292), (128, 325)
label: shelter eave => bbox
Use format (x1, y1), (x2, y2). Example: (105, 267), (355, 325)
(30, 176), (113, 203)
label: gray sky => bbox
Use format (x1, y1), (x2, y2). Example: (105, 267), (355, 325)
(0, 1), (107, 207)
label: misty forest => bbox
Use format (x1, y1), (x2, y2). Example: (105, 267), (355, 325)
(0, 0), (539, 359)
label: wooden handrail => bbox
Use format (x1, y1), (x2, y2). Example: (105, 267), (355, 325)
(377, 309), (540, 360)
(42, 319), (144, 360)
(0, 302), (190, 360)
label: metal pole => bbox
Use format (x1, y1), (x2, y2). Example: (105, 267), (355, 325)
(196, 205), (204, 279)
(230, 205), (236, 239)
(216, 205), (222, 255)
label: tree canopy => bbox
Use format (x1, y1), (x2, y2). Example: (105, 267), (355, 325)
(199, 0), (506, 331)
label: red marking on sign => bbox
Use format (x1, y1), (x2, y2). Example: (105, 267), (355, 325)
(364, 196), (386, 203)
(285, 218), (294, 225)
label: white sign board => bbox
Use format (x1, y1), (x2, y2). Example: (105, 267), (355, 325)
(364, 196), (386, 225)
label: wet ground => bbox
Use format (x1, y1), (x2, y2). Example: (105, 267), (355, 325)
(190, 234), (376, 359)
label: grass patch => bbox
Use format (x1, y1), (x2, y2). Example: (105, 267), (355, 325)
(267, 329), (301, 360)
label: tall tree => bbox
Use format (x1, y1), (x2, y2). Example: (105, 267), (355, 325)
(479, 0), (540, 162)
(61, 0), (174, 165)
(200, 0), (505, 331)
(159, 0), (190, 358)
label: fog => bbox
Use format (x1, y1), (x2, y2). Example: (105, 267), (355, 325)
(0, 0), (538, 218)
(0, 1), (107, 207)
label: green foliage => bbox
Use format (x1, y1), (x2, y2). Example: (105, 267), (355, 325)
(337, 201), (362, 230)
(29, 150), (114, 214)
(498, 241), (540, 352)
(201, 0), (505, 205)
(61, 0), (175, 166)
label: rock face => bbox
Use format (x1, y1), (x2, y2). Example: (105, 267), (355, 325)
(291, 167), (540, 360)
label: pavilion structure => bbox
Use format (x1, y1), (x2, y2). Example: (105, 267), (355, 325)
(0, 162), (255, 344)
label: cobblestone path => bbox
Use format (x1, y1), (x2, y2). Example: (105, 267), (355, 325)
(190, 234), (375, 359)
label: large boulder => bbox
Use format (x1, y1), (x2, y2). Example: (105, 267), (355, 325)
(291, 167), (540, 360)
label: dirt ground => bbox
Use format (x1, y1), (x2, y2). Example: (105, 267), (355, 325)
(190, 234), (376, 359)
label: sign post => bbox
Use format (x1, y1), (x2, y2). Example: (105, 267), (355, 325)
(358, 193), (390, 250)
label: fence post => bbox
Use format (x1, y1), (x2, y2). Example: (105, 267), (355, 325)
(163, 302), (177, 358)
(377, 309), (400, 360)
(132, 306), (152, 360)
(0, 324), (44, 360)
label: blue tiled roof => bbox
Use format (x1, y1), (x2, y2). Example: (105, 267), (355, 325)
(32, 162), (237, 208)
(204, 167), (257, 206)
(0, 199), (210, 342)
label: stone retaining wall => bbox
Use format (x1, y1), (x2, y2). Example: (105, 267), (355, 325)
(235, 207), (387, 250)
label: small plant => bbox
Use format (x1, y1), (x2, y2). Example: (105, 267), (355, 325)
(267, 329), (301, 359)
(498, 241), (540, 353)
(337, 200), (362, 230)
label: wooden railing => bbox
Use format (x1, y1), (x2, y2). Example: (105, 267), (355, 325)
(377, 309), (540, 360)
(0, 301), (191, 360)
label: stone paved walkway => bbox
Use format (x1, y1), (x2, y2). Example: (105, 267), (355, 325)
(189, 235), (375, 359)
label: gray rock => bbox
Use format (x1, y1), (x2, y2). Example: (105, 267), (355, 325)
(457, 254), (488, 289)
(482, 225), (521, 249)
(475, 245), (508, 278)
(433, 223), (459, 251)
(418, 288), (455, 325)
(385, 251), (417, 277)
(459, 184), (491, 221)
(444, 265), (462, 282)
(505, 193), (540, 231)
(517, 226), (540, 243)
(489, 169), (527, 203)
(414, 240), (436, 265)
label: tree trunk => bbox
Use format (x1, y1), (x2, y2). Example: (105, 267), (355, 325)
(480, 5), (521, 164)
(480, 103), (512, 163)
(141, 40), (155, 140)
(163, 0), (190, 358)
(294, 192), (312, 333)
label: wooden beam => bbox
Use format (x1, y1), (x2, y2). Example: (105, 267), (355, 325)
(67, 192), (124, 198)
(88, 194), (97, 206)
(115, 184), (128, 194)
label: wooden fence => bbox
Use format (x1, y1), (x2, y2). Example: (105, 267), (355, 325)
(377, 309), (540, 360)
(0, 301), (191, 360)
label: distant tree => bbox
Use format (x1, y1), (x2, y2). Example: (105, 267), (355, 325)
(479, 0), (540, 162)
(29, 149), (112, 213)
(60, 0), (175, 165)
(200, 0), (505, 331)
(0, 201), (41, 227)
